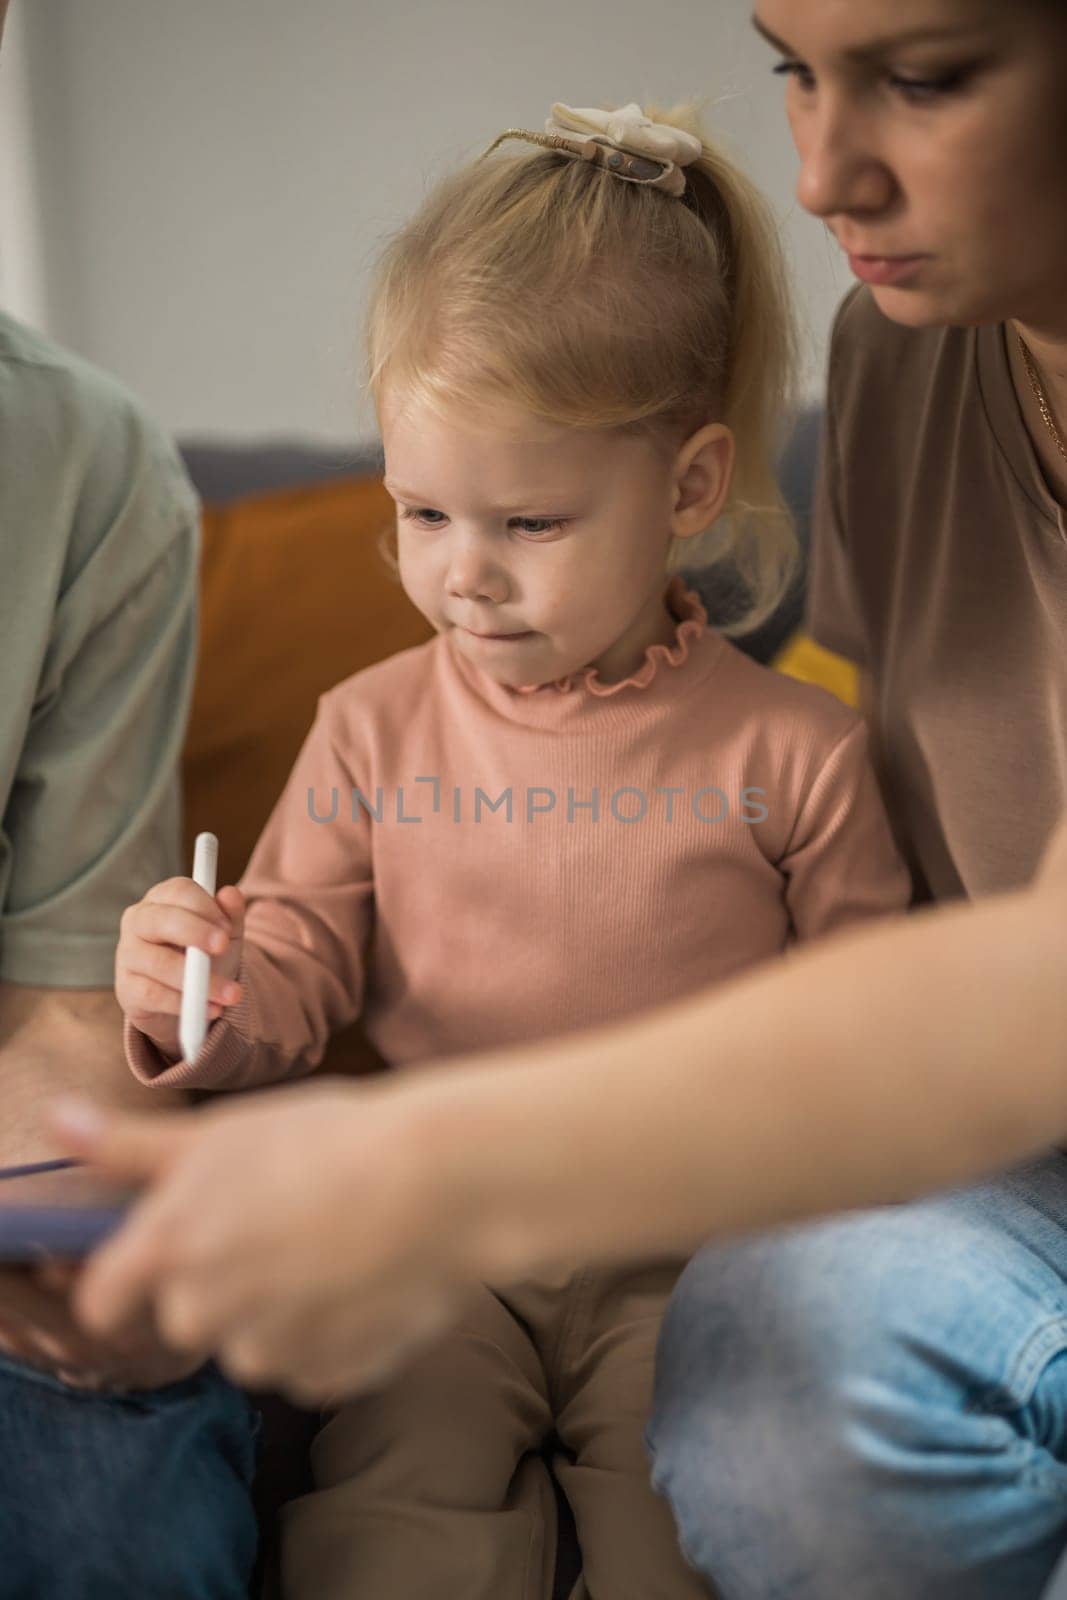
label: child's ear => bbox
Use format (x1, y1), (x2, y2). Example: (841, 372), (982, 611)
(669, 423), (735, 540)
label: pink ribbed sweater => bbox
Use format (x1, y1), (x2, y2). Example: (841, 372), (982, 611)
(126, 580), (912, 1089)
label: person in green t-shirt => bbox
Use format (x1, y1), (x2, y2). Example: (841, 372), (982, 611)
(0, 4), (258, 1580)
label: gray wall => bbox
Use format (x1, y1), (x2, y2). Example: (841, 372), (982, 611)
(7, 0), (850, 442)
(0, 1), (47, 329)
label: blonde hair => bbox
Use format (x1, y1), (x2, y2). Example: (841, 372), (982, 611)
(365, 99), (800, 637)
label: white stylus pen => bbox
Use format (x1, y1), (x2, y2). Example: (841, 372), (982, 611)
(179, 831), (218, 1063)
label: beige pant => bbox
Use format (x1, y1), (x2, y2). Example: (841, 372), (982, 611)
(280, 1256), (714, 1599)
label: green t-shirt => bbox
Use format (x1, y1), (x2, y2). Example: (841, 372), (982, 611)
(0, 312), (197, 987)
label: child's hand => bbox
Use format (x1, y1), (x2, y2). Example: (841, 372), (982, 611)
(115, 880), (246, 1060)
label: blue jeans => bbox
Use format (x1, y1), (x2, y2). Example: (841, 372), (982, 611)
(0, 1353), (260, 1599)
(646, 1152), (1067, 1600)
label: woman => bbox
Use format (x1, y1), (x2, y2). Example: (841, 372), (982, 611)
(57, 0), (1067, 1594)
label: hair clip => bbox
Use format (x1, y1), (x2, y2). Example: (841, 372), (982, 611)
(481, 100), (702, 199)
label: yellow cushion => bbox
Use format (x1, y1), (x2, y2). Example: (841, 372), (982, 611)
(183, 476), (432, 884)
(771, 630), (859, 708)
(181, 475), (433, 1079)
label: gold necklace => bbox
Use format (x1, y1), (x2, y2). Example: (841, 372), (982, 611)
(1017, 333), (1067, 466)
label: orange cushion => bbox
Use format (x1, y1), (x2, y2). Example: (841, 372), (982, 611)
(181, 474), (432, 1080)
(182, 475), (432, 886)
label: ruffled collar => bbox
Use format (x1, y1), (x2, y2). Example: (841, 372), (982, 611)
(513, 575), (708, 697)
(441, 575), (723, 730)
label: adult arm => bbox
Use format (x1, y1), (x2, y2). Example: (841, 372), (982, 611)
(1, 367), (199, 1134)
(0, 364), (204, 1384)
(0, 983), (184, 1162)
(0, 982), (203, 1388)
(438, 809), (1067, 1273)
(59, 809), (1067, 1400)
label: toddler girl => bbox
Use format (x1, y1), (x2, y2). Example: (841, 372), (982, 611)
(114, 98), (910, 1600)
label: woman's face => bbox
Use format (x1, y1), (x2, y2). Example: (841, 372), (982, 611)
(754, 0), (1067, 330)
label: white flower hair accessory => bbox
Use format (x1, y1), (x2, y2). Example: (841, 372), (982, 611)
(546, 102), (702, 173)
(479, 100), (703, 199)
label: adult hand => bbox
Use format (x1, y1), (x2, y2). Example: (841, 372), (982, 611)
(0, 982), (204, 1391)
(0, 1261), (205, 1391)
(0, 1156), (205, 1390)
(51, 1082), (481, 1404)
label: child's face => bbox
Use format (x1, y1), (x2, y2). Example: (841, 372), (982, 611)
(380, 389), (693, 689)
